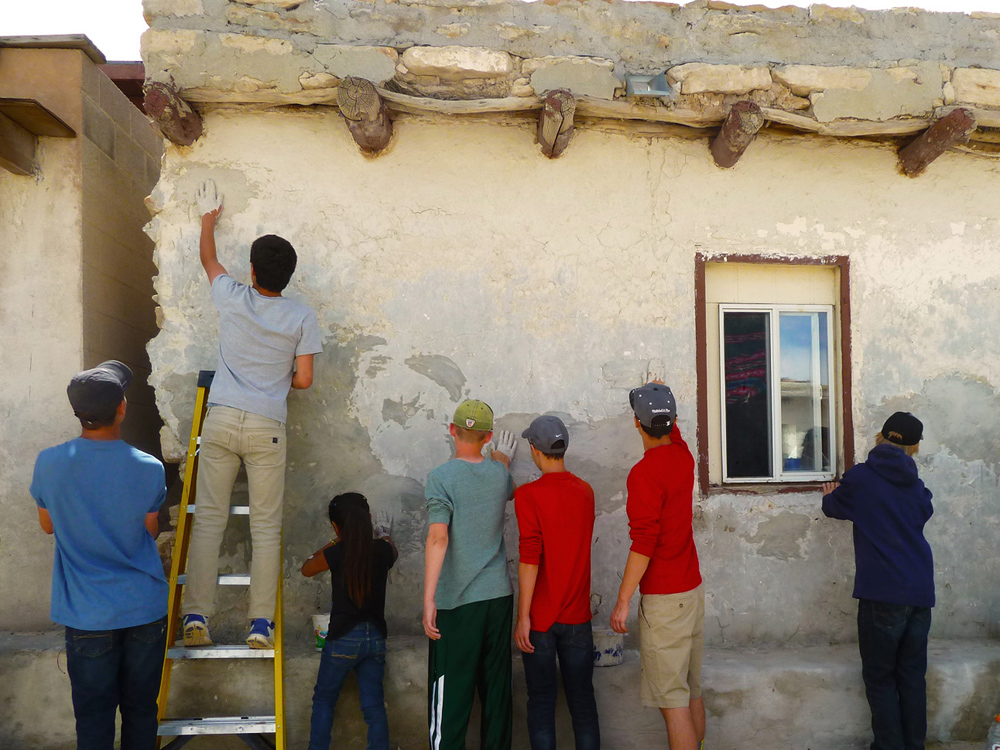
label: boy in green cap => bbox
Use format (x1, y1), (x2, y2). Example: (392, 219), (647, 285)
(424, 399), (517, 750)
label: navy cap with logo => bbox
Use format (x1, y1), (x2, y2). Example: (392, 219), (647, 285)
(521, 415), (569, 454)
(67, 360), (133, 426)
(629, 382), (677, 429)
(881, 411), (923, 446)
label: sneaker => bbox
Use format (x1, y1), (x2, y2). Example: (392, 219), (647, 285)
(246, 618), (275, 649)
(182, 614), (213, 647)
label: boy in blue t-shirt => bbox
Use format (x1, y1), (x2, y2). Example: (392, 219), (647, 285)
(31, 360), (168, 750)
(822, 411), (934, 750)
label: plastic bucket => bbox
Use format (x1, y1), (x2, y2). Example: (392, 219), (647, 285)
(312, 614), (330, 652)
(592, 628), (623, 667)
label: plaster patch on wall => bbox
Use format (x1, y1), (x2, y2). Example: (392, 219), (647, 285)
(404, 354), (467, 401)
(879, 375), (1000, 474)
(741, 512), (812, 561)
(382, 394), (423, 426)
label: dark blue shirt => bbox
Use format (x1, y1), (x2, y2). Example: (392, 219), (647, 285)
(822, 443), (934, 608)
(31, 438), (168, 630)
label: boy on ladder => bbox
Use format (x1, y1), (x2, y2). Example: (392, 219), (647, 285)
(181, 180), (323, 648)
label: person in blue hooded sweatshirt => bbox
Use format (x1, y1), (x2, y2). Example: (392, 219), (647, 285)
(822, 411), (933, 750)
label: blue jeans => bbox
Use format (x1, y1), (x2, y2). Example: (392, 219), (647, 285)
(64, 616), (167, 750)
(308, 622), (389, 750)
(857, 599), (932, 750)
(521, 621), (600, 750)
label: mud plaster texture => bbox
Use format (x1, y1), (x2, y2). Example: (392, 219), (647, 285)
(144, 109), (1000, 654)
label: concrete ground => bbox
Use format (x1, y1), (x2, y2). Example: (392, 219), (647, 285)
(2, 633), (998, 749)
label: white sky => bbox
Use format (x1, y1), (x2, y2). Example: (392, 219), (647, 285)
(1, 0), (998, 61)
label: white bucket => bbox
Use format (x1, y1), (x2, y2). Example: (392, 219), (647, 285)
(592, 629), (623, 667)
(312, 613), (330, 652)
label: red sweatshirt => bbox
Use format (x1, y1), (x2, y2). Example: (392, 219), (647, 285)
(515, 472), (595, 632)
(626, 426), (702, 595)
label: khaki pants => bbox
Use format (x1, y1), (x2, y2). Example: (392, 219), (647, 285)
(182, 406), (286, 621)
(638, 584), (705, 709)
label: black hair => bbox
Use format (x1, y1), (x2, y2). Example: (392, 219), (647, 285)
(535, 439), (566, 460)
(250, 234), (297, 292)
(328, 492), (374, 609)
(639, 421), (674, 440)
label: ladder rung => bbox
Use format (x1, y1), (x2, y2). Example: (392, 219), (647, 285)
(167, 645), (274, 660)
(158, 716), (276, 736)
(186, 505), (251, 515)
(176, 574), (251, 586)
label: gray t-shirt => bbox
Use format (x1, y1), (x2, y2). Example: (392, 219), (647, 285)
(425, 458), (515, 610)
(208, 275), (322, 424)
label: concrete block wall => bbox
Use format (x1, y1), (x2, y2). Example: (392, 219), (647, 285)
(80, 54), (164, 458)
(0, 47), (88, 633)
(0, 41), (165, 630)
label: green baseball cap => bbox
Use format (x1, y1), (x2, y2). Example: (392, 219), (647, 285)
(452, 399), (494, 431)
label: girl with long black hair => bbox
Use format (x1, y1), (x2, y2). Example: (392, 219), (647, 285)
(301, 492), (398, 750)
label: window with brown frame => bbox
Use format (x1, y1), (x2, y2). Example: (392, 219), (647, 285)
(695, 256), (854, 494)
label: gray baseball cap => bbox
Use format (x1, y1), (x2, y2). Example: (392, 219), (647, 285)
(629, 382), (676, 429)
(68, 360), (132, 424)
(521, 415), (569, 454)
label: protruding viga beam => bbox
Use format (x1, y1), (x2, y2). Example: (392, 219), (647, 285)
(338, 77), (392, 154)
(711, 100), (764, 168)
(898, 108), (978, 177)
(177, 86), (1000, 143)
(537, 89), (576, 158)
(144, 81), (203, 146)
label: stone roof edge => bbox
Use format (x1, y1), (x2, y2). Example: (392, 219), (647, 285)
(139, 2), (1000, 144)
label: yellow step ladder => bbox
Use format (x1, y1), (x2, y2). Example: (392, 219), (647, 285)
(156, 370), (286, 750)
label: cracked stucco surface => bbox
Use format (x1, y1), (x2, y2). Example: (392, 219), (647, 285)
(146, 110), (1000, 646)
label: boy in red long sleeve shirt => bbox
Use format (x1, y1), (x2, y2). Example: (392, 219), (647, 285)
(514, 415), (600, 750)
(611, 382), (705, 750)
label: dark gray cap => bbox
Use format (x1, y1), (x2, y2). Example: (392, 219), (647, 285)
(68, 360), (132, 424)
(521, 415), (569, 454)
(629, 382), (676, 429)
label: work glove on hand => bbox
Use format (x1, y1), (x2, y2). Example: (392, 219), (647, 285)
(373, 509), (393, 540)
(196, 179), (223, 217)
(491, 430), (517, 462)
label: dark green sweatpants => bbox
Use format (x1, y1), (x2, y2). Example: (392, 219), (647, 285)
(428, 595), (513, 750)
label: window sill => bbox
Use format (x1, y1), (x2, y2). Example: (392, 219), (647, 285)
(704, 482), (831, 497)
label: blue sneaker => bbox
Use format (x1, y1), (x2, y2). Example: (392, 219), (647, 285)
(182, 614), (212, 647)
(246, 618), (275, 649)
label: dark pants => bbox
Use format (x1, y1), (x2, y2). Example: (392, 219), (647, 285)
(308, 622), (389, 750)
(428, 595), (513, 750)
(64, 616), (168, 750)
(521, 621), (600, 750)
(857, 599), (932, 750)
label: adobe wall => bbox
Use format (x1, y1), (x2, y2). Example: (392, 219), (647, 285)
(145, 108), (1000, 646)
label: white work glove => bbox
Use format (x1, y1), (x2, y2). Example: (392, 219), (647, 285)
(490, 430), (517, 462)
(373, 509), (393, 540)
(196, 179), (223, 216)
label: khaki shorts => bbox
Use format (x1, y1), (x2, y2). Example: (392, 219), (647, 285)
(638, 584), (704, 709)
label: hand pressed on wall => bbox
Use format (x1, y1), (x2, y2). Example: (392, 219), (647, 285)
(196, 179), (224, 217)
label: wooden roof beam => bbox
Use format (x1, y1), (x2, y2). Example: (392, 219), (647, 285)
(711, 100), (764, 168)
(338, 77), (392, 154)
(537, 89), (575, 159)
(143, 81), (203, 147)
(898, 107), (977, 177)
